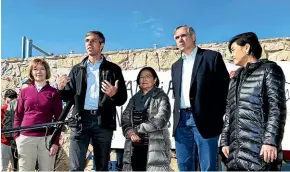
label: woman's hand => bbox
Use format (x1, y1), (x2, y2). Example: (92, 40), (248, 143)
(49, 144), (59, 156)
(260, 145), (277, 163)
(222, 146), (230, 158)
(130, 134), (141, 143)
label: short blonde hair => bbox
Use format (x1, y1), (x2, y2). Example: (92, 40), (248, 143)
(28, 58), (51, 81)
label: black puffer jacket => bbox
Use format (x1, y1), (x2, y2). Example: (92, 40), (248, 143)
(220, 60), (287, 171)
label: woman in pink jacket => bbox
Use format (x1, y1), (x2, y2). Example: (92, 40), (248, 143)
(14, 58), (62, 171)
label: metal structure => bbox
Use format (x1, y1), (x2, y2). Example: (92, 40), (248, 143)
(21, 36), (53, 59)
(153, 43), (157, 49)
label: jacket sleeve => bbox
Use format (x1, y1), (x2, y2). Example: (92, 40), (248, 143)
(1, 104), (8, 129)
(262, 64), (287, 147)
(13, 90), (25, 139)
(110, 66), (128, 106)
(121, 98), (135, 138)
(219, 89), (232, 147)
(3, 100), (17, 138)
(58, 67), (77, 102)
(213, 52), (230, 123)
(52, 92), (63, 146)
(138, 93), (171, 133)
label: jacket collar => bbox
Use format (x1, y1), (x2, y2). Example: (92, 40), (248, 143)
(152, 87), (164, 98)
(134, 86), (163, 99)
(232, 59), (270, 79)
(79, 55), (106, 68)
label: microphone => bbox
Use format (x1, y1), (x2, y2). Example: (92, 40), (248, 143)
(100, 71), (108, 105)
(49, 100), (74, 149)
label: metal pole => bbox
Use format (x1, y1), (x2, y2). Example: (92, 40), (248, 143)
(32, 44), (51, 56)
(153, 44), (157, 49)
(1, 121), (66, 134)
(26, 39), (33, 58)
(21, 36), (26, 60)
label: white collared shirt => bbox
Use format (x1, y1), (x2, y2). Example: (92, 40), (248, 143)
(180, 47), (198, 108)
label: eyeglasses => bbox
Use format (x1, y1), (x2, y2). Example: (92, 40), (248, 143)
(139, 75), (153, 80)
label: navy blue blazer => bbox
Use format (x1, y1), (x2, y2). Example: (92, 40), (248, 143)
(171, 47), (230, 138)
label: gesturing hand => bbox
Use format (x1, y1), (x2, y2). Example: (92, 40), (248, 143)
(101, 80), (119, 97)
(56, 74), (70, 90)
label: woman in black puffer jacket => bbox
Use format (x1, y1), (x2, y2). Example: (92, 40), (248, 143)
(220, 32), (287, 171)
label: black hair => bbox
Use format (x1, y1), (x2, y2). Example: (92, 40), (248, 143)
(136, 67), (160, 87)
(4, 89), (17, 99)
(228, 32), (262, 59)
(85, 31), (105, 44)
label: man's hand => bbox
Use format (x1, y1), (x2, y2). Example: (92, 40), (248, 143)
(101, 80), (119, 97)
(260, 145), (277, 163)
(56, 74), (70, 90)
(222, 146), (230, 158)
(130, 134), (141, 143)
(49, 144), (59, 156)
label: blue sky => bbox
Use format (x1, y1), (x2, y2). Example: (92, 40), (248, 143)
(1, 0), (290, 58)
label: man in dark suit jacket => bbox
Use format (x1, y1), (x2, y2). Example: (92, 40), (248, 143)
(171, 25), (229, 171)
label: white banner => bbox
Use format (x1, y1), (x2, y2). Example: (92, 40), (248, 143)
(277, 62), (290, 150)
(111, 62), (290, 150)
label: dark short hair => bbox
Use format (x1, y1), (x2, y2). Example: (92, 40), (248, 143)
(136, 67), (160, 87)
(4, 89), (17, 99)
(228, 32), (262, 59)
(85, 31), (105, 44)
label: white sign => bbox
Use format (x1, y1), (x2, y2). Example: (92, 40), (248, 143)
(111, 62), (290, 150)
(277, 62), (290, 150)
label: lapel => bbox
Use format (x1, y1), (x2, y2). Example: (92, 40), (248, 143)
(175, 58), (183, 97)
(190, 47), (203, 86)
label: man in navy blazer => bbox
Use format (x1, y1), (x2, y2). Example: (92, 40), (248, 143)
(171, 25), (229, 171)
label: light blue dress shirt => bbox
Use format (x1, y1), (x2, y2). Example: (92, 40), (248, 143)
(84, 57), (103, 110)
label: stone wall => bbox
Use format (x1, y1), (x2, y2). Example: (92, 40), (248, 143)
(2, 37), (290, 95)
(1, 37), (290, 171)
